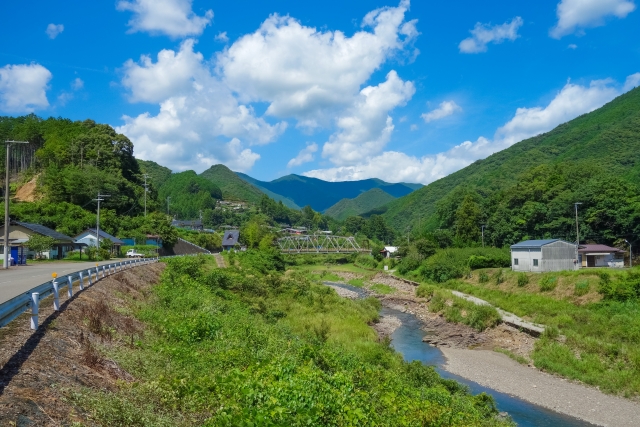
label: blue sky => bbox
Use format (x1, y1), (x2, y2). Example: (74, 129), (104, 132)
(1, 0), (639, 183)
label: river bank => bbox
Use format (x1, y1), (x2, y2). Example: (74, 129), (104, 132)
(325, 271), (640, 427)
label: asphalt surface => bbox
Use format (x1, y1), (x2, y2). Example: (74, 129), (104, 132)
(0, 260), (121, 304)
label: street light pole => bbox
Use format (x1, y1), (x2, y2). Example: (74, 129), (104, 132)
(94, 193), (110, 258)
(3, 140), (28, 269)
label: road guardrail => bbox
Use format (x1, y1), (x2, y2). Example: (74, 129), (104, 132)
(0, 257), (159, 330)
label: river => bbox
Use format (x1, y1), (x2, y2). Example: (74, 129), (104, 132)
(326, 281), (597, 427)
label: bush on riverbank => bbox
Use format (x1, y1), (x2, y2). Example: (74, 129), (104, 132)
(417, 284), (501, 331)
(75, 252), (513, 426)
(416, 247), (509, 283)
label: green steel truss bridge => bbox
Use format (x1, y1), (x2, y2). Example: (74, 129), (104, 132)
(277, 234), (370, 254)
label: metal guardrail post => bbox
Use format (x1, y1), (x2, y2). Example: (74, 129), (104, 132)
(30, 292), (39, 330)
(67, 276), (73, 298)
(52, 280), (60, 311)
(79, 272), (84, 290)
(86, 269), (92, 286)
(101, 266), (105, 279)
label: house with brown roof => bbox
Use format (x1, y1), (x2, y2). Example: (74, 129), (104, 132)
(578, 244), (625, 268)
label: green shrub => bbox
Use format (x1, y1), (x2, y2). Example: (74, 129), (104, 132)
(574, 280), (590, 296)
(539, 276), (557, 292)
(494, 269), (504, 285)
(355, 254), (378, 269)
(517, 273), (529, 287)
(598, 271), (640, 301)
(479, 271), (489, 283)
(420, 247), (510, 283)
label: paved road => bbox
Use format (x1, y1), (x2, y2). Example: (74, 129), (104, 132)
(0, 260), (119, 305)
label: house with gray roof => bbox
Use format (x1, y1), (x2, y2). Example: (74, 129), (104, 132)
(0, 221), (76, 261)
(222, 230), (240, 251)
(510, 239), (579, 272)
(74, 228), (125, 255)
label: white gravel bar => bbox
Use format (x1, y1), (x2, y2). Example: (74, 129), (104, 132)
(441, 348), (640, 427)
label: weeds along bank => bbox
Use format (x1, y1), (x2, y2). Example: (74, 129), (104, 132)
(75, 252), (512, 426)
(420, 267), (640, 398)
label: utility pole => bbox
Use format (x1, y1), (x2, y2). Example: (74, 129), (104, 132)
(143, 174), (149, 217)
(481, 225), (486, 248)
(574, 202), (582, 269)
(625, 239), (632, 268)
(94, 193), (110, 257)
(3, 140), (28, 269)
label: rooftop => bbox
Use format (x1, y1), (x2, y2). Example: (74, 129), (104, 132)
(511, 239), (560, 249)
(578, 244), (625, 253)
(76, 228), (124, 245)
(12, 221), (74, 242)
(222, 230), (240, 246)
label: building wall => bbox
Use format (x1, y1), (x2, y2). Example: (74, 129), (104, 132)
(541, 241), (578, 272)
(511, 248), (542, 272)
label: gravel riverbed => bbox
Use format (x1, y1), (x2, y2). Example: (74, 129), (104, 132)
(441, 348), (640, 427)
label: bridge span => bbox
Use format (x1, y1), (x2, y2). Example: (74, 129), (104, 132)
(277, 234), (370, 254)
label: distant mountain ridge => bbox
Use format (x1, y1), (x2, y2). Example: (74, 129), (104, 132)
(325, 188), (396, 220)
(235, 173), (421, 212)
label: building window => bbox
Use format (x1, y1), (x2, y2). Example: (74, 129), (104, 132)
(514, 258), (519, 265)
(533, 259), (539, 267)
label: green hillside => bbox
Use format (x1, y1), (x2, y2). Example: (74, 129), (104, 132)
(235, 172), (301, 209)
(200, 164), (266, 203)
(325, 188), (396, 220)
(159, 171), (222, 220)
(381, 86), (640, 246)
(236, 173), (419, 212)
(137, 159), (172, 189)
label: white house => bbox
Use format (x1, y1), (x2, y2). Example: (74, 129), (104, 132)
(380, 246), (398, 259)
(74, 229), (124, 255)
(510, 239), (578, 272)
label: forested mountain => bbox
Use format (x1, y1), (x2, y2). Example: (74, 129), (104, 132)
(235, 172), (300, 209)
(200, 164), (268, 204)
(325, 188), (396, 221)
(138, 159), (172, 189)
(379, 86), (640, 247)
(158, 171), (222, 220)
(236, 173), (420, 212)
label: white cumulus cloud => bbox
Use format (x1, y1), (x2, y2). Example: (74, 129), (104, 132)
(623, 72), (640, 91)
(322, 71), (415, 165)
(288, 142), (318, 168)
(117, 40), (286, 172)
(459, 17), (523, 53)
(421, 100), (462, 123)
(0, 63), (52, 113)
(117, 0), (213, 37)
(215, 31), (229, 43)
(304, 74), (637, 184)
(46, 23), (64, 39)
(550, 0), (636, 38)
(218, 0), (417, 126)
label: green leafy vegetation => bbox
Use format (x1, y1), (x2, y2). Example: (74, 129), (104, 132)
(158, 171), (222, 220)
(370, 283), (395, 294)
(517, 273), (529, 287)
(199, 164), (266, 204)
(74, 254), (510, 426)
(416, 284), (500, 331)
(325, 188), (396, 221)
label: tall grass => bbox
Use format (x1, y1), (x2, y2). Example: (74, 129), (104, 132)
(73, 253), (511, 426)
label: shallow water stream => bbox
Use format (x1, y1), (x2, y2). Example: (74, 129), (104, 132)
(326, 282), (597, 427)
